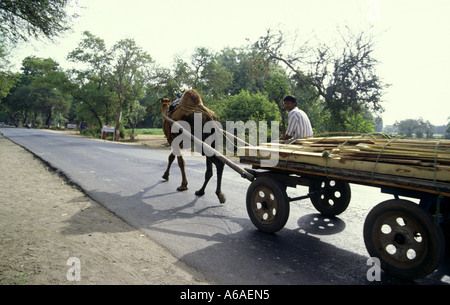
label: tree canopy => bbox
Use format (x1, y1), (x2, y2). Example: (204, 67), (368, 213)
(2, 56), (71, 127)
(2, 26), (425, 140)
(0, 0), (76, 43)
(252, 28), (388, 132)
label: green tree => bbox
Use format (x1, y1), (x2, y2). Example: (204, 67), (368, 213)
(217, 47), (255, 95)
(200, 59), (233, 98)
(394, 119), (420, 137)
(264, 72), (290, 134)
(32, 84), (70, 127)
(4, 56), (72, 127)
(418, 118), (434, 138)
(72, 81), (116, 128)
(171, 47), (233, 99)
(2, 84), (33, 124)
(190, 47), (213, 90)
(25, 56), (71, 127)
(394, 118), (435, 138)
(343, 110), (375, 134)
(253, 28), (387, 133)
(0, 38), (18, 100)
(0, 0), (77, 43)
(109, 38), (153, 140)
(128, 99), (146, 140)
(211, 90), (280, 146)
(213, 90), (280, 123)
(67, 31), (116, 128)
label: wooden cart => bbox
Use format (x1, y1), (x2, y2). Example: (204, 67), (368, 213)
(238, 136), (450, 280)
(164, 117), (449, 280)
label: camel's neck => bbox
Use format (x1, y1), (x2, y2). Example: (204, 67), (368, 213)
(161, 104), (169, 116)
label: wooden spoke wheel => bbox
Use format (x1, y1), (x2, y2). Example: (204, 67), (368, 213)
(309, 178), (351, 217)
(363, 199), (445, 280)
(246, 176), (290, 233)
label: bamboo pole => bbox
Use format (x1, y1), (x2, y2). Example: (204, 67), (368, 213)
(163, 114), (254, 181)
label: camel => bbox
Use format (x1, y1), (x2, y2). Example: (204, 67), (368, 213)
(160, 89), (226, 203)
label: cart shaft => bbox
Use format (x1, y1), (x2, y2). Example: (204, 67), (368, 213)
(163, 114), (255, 181)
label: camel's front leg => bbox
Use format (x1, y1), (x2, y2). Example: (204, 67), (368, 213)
(176, 155), (188, 191)
(162, 153), (175, 181)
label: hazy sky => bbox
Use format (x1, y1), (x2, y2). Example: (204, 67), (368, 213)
(10, 0), (450, 126)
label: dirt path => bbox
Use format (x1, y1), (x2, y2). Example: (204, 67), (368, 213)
(0, 132), (211, 285)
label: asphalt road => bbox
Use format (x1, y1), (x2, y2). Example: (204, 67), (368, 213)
(1, 127), (449, 285)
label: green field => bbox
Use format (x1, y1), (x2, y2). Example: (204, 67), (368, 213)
(127, 128), (164, 135)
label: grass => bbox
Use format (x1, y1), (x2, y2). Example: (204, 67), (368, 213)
(15, 272), (28, 285)
(79, 127), (165, 141)
(126, 128), (164, 135)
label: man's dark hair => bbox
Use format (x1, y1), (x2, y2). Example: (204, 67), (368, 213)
(283, 95), (297, 104)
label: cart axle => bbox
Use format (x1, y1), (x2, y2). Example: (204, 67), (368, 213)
(288, 194), (312, 202)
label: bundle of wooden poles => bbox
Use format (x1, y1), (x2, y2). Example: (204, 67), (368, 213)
(291, 135), (450, 167)
(239, 134), (450, 183)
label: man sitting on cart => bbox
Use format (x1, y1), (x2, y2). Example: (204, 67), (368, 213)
(282, 95), (313, 140)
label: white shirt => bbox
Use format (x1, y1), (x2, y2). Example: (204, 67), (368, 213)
(286, 107), (313, 139)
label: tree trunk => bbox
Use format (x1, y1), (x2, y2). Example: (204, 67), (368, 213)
(45, 110), (52, 128)
(129, 102), (135, 141)
(114, 101), (122, 141)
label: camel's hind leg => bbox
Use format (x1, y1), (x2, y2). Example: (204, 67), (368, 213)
(195, 157), (226, 204)
(211, 156), (226, 204)
(195, 158), (213, 197)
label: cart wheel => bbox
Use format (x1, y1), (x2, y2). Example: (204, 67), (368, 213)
(363, 199), (445, 280)
(308, 179), (351, 217)
(246, 176), (290, 233)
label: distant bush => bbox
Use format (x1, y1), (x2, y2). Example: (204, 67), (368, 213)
(81, 127), (101, 138)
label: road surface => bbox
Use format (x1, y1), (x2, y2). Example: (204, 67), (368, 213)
(1, 127), (449, 284)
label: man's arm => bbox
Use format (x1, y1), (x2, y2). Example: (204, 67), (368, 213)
(283, 111), (298, 140)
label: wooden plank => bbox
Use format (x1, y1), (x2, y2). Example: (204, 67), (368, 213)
(342, 145), (450, 160)
(337, 149), (450, 165)
(339, 155), (428, 166)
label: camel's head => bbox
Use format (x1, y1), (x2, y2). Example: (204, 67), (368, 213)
(160, 98), (171, 114)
